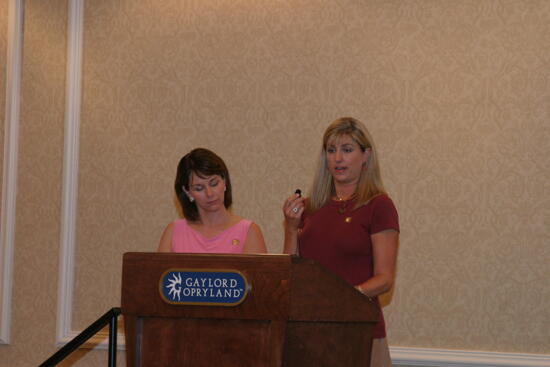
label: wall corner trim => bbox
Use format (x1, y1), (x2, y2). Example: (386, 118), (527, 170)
(56, 0), (85, 345)
(0, 0), (23, 345)
(56, 0), (128, 351)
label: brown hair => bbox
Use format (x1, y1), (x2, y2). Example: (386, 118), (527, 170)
(174, 148), (232, 222)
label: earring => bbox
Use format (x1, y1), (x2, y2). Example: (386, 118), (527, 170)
(182, 186), (194, 202)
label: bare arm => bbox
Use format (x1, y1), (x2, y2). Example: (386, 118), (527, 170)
(282, 194), (305, 254)
(283, 226), (299, 255)
(355, 229), (399, 297)
(157, 222), (174, 252)
(243, 222), (267, 254)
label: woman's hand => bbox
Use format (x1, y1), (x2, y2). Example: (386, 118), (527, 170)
(282, 193), (305, 254)
(283, 193), (305, 230)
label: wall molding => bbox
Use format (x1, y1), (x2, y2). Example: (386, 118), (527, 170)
(391, 346), (550, 367)
(0, 0), (23, 345)
(55, 0), (124, 349)
(56, 0), (84, 346)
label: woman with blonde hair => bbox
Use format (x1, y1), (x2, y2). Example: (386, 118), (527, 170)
(283, 117), (399, 366)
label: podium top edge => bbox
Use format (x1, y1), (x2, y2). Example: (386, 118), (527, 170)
(123, 252), (294, 258)
(122, 253), (317, 268)
(122, 252), (301, 264)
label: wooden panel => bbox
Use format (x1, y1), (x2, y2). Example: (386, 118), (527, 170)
(139, 318), (283, 367)
(289, 257), (379, 322)
(122, 315), (137, 366)
(283, 321), (373, 367)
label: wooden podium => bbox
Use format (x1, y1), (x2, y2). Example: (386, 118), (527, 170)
(121, 252), (378, 367)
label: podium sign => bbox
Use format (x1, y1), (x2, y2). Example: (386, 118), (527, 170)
(159, 269), (249, 306)
(121, 252), (378, 367)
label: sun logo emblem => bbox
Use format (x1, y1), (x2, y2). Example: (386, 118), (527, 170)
(166, 272), (182, 301)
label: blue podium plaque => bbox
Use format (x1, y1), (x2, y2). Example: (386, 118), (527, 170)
(159, 269), (249, 306)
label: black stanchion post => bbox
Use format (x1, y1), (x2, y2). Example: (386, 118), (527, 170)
(108, 309), (118, 367)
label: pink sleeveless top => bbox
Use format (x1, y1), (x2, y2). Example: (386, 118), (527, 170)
(171, 219), (252, 254)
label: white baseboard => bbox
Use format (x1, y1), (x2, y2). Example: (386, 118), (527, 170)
(54, 336), (550, 367)
(391, 346), (550, 367)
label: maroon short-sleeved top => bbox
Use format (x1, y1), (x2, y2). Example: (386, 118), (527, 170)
(298, 194), (399, 338)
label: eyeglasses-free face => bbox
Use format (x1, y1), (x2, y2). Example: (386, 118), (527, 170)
(325, 135), (370, 187)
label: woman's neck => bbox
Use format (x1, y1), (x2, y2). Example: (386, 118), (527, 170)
(196, 208), (233, 228)
(333, 182), (357, 201)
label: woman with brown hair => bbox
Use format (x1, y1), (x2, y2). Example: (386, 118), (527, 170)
(159, 148), (266, 254)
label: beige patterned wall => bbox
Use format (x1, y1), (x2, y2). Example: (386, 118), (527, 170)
(1, 0), (549, 366)
(0, 1), (67, 366)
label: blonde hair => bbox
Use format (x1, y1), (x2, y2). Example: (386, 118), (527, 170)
(307, 117), (386, 212)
